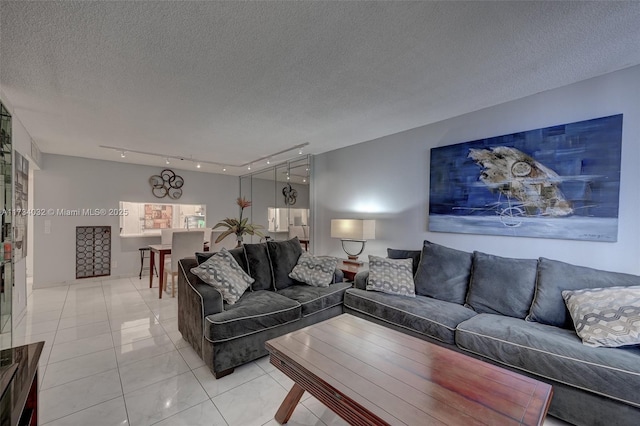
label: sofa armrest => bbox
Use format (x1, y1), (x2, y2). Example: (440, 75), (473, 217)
(332, 268), (345, 284)
(178, 258), (224, 356)
(179, 259), (224, 317)
(354, 270), (369, 290)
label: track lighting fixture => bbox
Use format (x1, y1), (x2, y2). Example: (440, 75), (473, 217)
(100, 142), (309, 171)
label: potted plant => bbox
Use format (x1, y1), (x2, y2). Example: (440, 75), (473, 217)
(213, 197), (265, 247)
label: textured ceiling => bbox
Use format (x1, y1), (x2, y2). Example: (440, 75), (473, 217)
(1, 1), (640, 175)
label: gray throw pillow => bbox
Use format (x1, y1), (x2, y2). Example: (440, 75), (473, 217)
(288, 253), (338, 288)
(267, 237), (303, 290)
(387, 248), (421, 276)
(465, 251), (537, 319)
(563, 285), (640, 348)
(527, 258), (640, 329)
(413, 241), (472, 304)
(366, 255), (415, 297)
(190, 248), (254, 305)
(243, 243), (273, 291)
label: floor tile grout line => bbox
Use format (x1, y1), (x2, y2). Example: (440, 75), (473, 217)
(39, 366), (121, 394)
(210, 398), (232, 426)
(39, 395), (126, 426)
(38, 284), (71, 384)
(103, 279), (133, 426)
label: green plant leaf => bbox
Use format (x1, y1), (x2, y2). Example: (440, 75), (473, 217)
(215, 229), (235, 243)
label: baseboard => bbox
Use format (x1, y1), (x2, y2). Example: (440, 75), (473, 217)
(32, 274), (138, 289)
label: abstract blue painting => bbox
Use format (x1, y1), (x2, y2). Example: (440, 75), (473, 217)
(428, 114), (623, 241)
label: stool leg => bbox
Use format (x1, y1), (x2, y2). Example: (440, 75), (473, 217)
(139, 250), (144, 279)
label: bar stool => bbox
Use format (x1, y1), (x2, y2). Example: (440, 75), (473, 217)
(139, 247), (158, 279)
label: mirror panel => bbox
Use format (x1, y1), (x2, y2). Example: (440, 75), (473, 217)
(239, 155), (311, 248)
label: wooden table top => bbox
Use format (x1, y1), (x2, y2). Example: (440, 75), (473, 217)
(266, 314), (552, 426)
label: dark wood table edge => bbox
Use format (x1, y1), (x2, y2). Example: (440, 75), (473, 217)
(266, 315), (554, 426)
(266, 345), (391, 426)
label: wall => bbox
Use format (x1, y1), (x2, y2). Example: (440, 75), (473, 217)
(33, 154), (239, 286)
(313, 65), (640, 275)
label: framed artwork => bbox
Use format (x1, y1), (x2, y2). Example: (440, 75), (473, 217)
(428, 114), (623, 242)
(143, 204), (172, 229)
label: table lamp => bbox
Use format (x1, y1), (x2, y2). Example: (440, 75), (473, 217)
(330, 219), (375, 265)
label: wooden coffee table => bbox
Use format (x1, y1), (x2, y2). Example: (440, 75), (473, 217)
(266, 314), (552, 426)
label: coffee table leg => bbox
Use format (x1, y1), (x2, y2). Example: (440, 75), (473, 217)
(275, 383), (305, 424)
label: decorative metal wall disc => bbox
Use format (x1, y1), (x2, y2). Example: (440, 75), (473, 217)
(149, 169), (183, 199)
(282, 183), (297, 205)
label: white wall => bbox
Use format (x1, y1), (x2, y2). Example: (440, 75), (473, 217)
(33, 154), (239, 286)
(313, 65), (640, 275)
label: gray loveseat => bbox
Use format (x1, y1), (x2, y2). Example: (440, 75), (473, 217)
(344, 241), (640, 426)
(177, 237), (350, 378)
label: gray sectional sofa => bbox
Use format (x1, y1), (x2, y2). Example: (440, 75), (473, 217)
(344, 241), (640, 426)
(177, 238), (349, 378)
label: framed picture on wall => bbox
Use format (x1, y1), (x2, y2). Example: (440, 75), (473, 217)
(428, 114), (623, 242)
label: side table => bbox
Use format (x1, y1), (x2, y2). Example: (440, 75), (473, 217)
(337, 260), (367, 282)
(0, 341), (44, 426)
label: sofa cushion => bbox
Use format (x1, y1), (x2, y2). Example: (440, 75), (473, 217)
(563, 285), (640, 348)
(288, 253), (338, 287)
(344, 288), (476, 344)
(190, 248), (254, 305)
(456, 313), (640, 409)
(367, 255), (415, 297)
(196, 251), (214, 265)
(268, 238), (303, 290)
(196, 247), (247, 271)
(277, 282), (352, 317)
(204, 290), (301, 343)
(465, 251), (537, 319)
(527, 258), (640, 329)
(387, 248), (421, 276)
(413, 241), (472, 304)
(243, 243), (274, 291)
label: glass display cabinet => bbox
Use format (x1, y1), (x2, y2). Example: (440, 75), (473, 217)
(0, 102), (13, 349)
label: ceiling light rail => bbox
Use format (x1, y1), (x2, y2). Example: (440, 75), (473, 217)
(99, 142), (310, 170)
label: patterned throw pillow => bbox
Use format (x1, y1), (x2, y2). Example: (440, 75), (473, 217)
(191, 248), (254, 305)
(366, 255), (415, 297)
(288, 253), (338, 287)
(563, 285), (640, 348)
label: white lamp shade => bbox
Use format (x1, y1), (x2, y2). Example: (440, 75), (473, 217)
(330, 219), (375, 240)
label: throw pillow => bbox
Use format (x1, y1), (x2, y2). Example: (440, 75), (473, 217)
(267, 238), (303, 290)
(527, 258), (640, 329)
(563, 285), (640, 348)
(366, 255), (415, 297)
(465, 251), (537, 319)
(288, 253), (338, 287)
(413, 241), (472, 304)
(387, 248), (421, 276)
(243, 243), (274, 291)
(190, 248), (254, 305)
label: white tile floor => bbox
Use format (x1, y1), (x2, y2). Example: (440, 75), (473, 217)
(15, 275), (571, 426)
